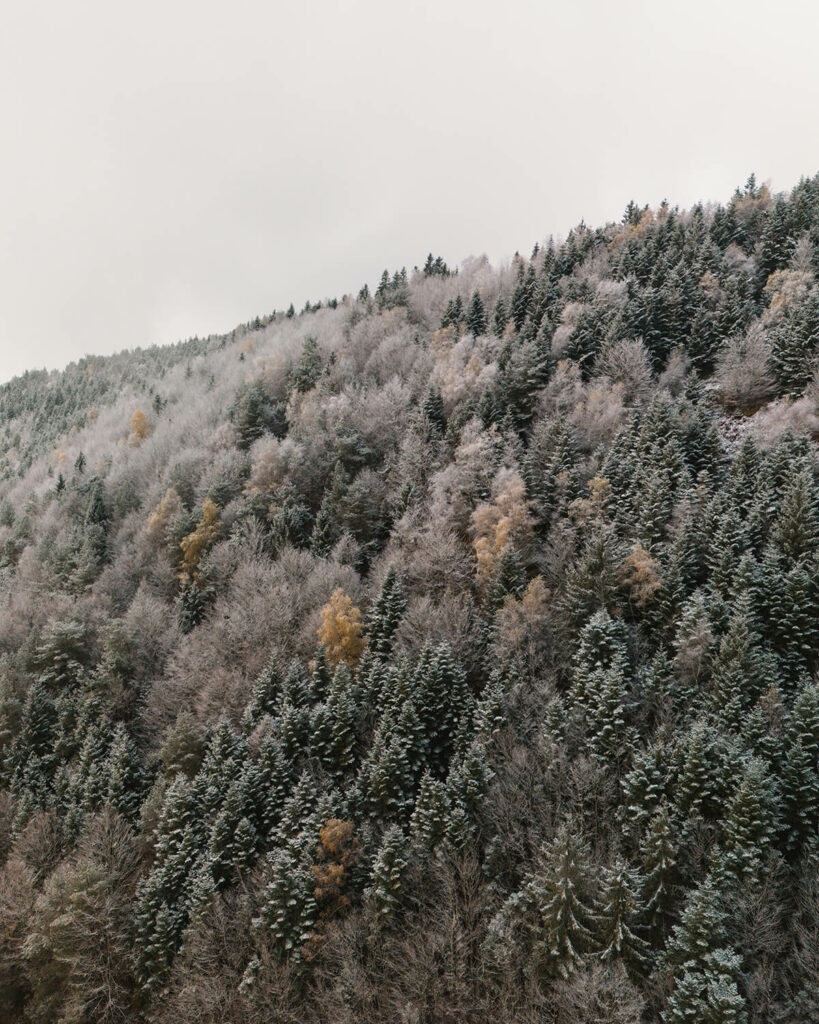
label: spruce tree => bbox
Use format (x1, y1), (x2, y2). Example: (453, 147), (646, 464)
(366, 824), (408, 922)
(256, 845), (318, 961)
(641, 805), (680, 942)
(596, 860), (650, 977)
(410, 770), (449, 852)
(366, 568), (407, 660)
(466, 290), (488, 336)
(715, 757), (779, 885)
(520, 825), (599, 980)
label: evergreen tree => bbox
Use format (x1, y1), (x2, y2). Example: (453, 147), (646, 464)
(410, 770), (449, 852)
(466, 290), (488, 336)
(641, 805), (680, 942)
(715, 757), (779, 885)
(256, 845), (318, 961)
(662, 875), (747, 1022)
(596, 860), (650, 977)
(517, 826), (599, 980)
(366, 567), (407, 660)
(366, 824), (408, 921)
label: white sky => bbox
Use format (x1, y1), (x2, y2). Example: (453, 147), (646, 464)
(1, 0), (817, 383)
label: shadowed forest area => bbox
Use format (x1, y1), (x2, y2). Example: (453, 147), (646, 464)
(3, 174), (819, 1022)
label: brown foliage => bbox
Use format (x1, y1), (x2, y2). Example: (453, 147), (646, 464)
(306, 819), (361, 959)
(621, 544), (662, 608)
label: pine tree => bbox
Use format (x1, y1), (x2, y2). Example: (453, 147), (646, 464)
(209, 783), (258, 886)
(356, 718), (413, 821)
(789, 680), (819, 761)
(421, 384), (446, 435)
(664, 949), (747, 1024)
(493, 296), (509, 335)
(675, 722), (730, 822)
(584, 662), (637, 776)
(520, 826), (598, 980)
(621, 744), (668, 847)
(446, 740), (493, 833)
(241, 658), (283, 733)
(412, 644), (471, 773)
(562, 529), (626, 632)
(410, 770), (449, 852)
(780, 734), (819, 857)
(770, 466), (819, 564)
(663, 876), (730, 969)
(105, 723), (144, 819)
(709, 596), (773, 730)
(314, 667), (359, 782)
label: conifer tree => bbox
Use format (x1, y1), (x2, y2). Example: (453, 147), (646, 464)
(596, 860), (650, 977)
(466, 290), (488, 336)
(104, 723), (144, 820)
(256, 845), (318, 961)
(366, 824), (408, 922)
(517, 825), (599, 980)
(356, 719), (413, 821)
(410, 770), (449, 852)
(662, 879), (746, 1024)
(621, 744), (668, 847)
(241, 658), (283, 733)
(641, 805), (680, 942)
(715, 757), (779, 885)
(421, 384), (446, 435)
(366, 567), (407, 660)
(493, 296), (509, 335)
(780, 735), (819, 856)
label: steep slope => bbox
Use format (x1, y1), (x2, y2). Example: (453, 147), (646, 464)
(2, 174), (819, 1023)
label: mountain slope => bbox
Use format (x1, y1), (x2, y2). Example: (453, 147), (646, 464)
(2, 173), (819, 1023)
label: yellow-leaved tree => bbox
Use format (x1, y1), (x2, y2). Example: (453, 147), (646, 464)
(317, 588), (364, 667)
(179, 498), (221, 581)
(147, 487), (182, 541)
(472, 469), (533, 585)
(128, 409), (151, 445)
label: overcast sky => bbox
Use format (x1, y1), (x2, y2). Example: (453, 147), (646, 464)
(1, 0), (817, 384)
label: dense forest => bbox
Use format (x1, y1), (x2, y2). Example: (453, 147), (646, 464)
(3, 174), (819, 1023)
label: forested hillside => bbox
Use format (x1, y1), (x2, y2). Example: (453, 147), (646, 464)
(3, 174), (819, 1023)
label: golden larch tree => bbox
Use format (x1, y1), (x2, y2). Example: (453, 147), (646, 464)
(128, 409), (151, 445)
(317, 588), (365, 667)
(179, 498), (221, 581)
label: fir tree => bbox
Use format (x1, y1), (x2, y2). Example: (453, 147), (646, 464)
(715, 757), (779, 885)
(410, 770), (449, 852)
